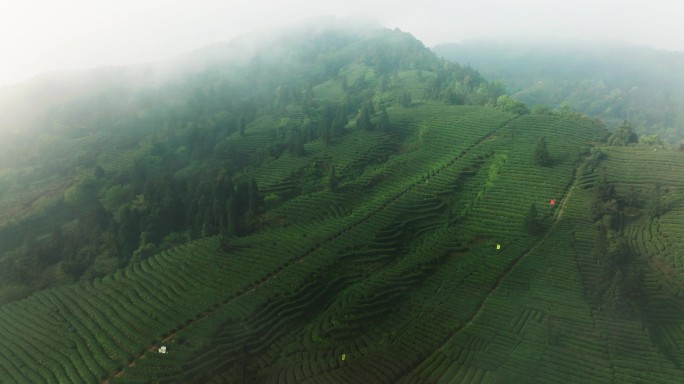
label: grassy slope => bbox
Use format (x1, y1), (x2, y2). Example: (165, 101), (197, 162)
(1, 40), (683, 383)
(5, 97), (673, 383)
(403, 149), (684, 384)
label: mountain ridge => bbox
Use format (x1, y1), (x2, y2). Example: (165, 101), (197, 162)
(433, 40), (684, 145)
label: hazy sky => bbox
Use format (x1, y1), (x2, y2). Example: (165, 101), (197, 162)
(1, 0), (682, 86)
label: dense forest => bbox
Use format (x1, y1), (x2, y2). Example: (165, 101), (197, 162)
(433, 41), (684, 146)
(1, 24), (684, 383)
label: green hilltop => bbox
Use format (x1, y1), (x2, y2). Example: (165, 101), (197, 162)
(0, 25), (683, 383)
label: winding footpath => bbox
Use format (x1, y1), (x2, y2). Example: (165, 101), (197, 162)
(397, 158), (583, 382)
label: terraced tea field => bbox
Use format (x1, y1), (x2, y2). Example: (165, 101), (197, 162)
(1, 102), (682, 383)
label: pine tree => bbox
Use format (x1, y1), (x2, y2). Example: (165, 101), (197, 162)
(591, 170), (617, 223)
(331, 106), (346, 138)
(94, 165), (105, 179)
(524, 203), (540, 235)
(594, 170), (615, 201)
(356, 101), (374, 131)
(533, 137), (550, 166)
(238, 115), (246, 137)
(400, 91), (412, 107)
(646, 182), (665, 218)
(226, 196), (239, 237)
(378, 107), (390, 131)
(288, 128), (306, 156)
(248, 178), (260, 215)
(322, 123), (332, 146)
(326, 164), (338, 192)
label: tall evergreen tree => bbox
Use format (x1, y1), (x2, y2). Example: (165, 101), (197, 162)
(591, 170), (618, 223)
(226, 196), (239, 237)
(533, 137), (550, 166)
(524, 203), (540, 235)
(326, 164), (338, 192)
(378, 107), (390, 131)
(322, 123), (332, 146)
(356, 101), (374, 131)
(238, 115), (247, 137)
(646, 182), (666, 218)
(331, 106), (347, 137)
(248, 178), (260, 215)
(399, 91), (412, 107)
(288, 128), (306, 156)
(116, 206), (140, 258)
(594, 170), (615, 201)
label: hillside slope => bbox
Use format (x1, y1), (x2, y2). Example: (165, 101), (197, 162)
(1, 26), (684, 384)
(0, 101), (638, 383)
(0, 25), (503, 302)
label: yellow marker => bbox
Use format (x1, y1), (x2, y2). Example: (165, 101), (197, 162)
(496, 244), (501, 250)
(341, 353), (346, 361)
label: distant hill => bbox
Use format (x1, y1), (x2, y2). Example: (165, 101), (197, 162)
(433, 41), (684, 146)
(1, 24), (684, 383)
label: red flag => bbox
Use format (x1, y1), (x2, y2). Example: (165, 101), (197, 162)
(550, 199), (556, 206)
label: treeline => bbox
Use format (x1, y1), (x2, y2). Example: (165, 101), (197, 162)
(0, 161), (260, 297)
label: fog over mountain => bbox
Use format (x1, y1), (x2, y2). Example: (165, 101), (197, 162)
(1, 0), (682, 86)
(433, 40), (684, 145)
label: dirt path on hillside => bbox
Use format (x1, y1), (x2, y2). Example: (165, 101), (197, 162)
(397, 161), (583, 382)
(555, 177), (577, 223)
